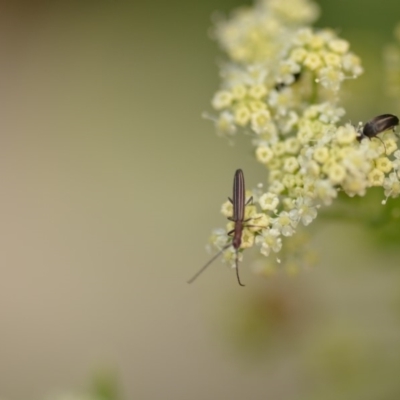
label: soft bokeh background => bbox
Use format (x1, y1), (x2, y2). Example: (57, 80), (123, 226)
(1, 1), (400, 399)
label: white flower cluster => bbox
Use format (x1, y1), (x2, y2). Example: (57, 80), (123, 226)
(206, 0), (400, 275)
(213, 0), (320, 65)
(209, 0), (362, 139)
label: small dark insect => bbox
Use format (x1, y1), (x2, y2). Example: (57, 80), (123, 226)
(188, 169), (262, 287)
(357, 114), (399, 152)
(274, 72), (302, 91)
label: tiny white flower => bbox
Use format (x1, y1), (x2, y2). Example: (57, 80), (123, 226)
(392, 149), (400, 171)
(328, 163), (346, 184)
(328, 39), (350, 54)
(281, 111), (299, 134)
(336, 125), (357, 144)
(314, 179), (338, 205)
(256, 145), (274, 164)
(251, 109), (272, 134)
(269, 180), (286, 194)
(259, 192), (280, 211)
(255, 228), (282, 256)
(272, 141), (286, 156)
(221, 200), (233, 217)
(322, 52), (342, 68)
(272, 211), (298, 237)
(293, 28), (313, 46)
(212, 90), (233, 110)
(342, 53), (363, 76)
(384, 172), (400, 198)
(313, 146), (329, 163)
(368, 168), (385, 186)
(249, 100), (267, 113)
(284, 156), (300, 173)
(375, 157), (393, 174)
(231, 84), (247, 100)
(316, 67), (345, 91)
(309, 34), (325, 50)
(210, 228), (230, 250)
(268, 89), (295, 117)
(277, 60), (301, 85)
(290, 47), (307, 63)
(214, 111), (237, 136)
(248, 83), (268, 99)
(289, 197), (318, 226)
(282, 174), (297, 189)
(303, 52), (322, 70)
(234, 105), (251, 126)
(285, 137), (301, 154)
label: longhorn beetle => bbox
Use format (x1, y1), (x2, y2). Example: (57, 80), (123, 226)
(357, 114), (399, 153)
(188, 169), (264, 287)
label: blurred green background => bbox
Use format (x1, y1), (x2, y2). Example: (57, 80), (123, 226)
(1, 0), (400, 399)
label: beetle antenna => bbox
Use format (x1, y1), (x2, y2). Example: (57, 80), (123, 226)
(373, 136), (387, 155)
(187, 244), (231, 284)
(235, 250), (245, 287)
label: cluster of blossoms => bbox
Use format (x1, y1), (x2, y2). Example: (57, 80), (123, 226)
(206, 0), (400, 275)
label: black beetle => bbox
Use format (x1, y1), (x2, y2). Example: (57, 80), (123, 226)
(357, 114), (399, 141)
(357, 114), (399, 153)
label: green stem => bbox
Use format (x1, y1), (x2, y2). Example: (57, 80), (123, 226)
(310, 72), (319, 104)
